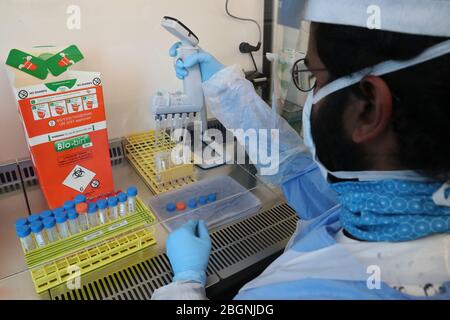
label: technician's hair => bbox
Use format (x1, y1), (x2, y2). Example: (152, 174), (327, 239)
(315, 23), (450, 181)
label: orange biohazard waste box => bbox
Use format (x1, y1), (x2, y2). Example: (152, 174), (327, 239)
(5, 45), (114, 208)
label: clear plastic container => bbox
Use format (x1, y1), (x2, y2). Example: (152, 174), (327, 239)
(149, 175), (262, 232)
(97, 199), (109, 225)
(126, 186), (138, 215)
(43, 217), (59, 243)
(67, 209), (80, 235)
(30, 221), (47, 248)
(117, 192), (128, 217)
(108, 196), (119, 221)
(55, 212), (70, 239)
(75, 202), (89, 232)
(16, 225), (36, 252)
(87, 202), (99, 228)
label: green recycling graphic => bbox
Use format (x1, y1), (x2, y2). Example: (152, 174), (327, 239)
(5, 45), (84, 80)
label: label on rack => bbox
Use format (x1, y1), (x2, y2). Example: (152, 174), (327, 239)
(107, 220), (128, 232)
(83, 230), (104, 242)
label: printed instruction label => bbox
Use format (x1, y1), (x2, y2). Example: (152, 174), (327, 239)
(83, 230), (104, 242)
(63, 164), (96, 192)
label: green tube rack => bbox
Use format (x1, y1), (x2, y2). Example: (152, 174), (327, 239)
(24, 198), (158, 294)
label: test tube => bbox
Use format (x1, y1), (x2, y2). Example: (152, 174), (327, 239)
(63, 200), (75, 211)
(55, 212), (70, 239)
(16, 225), (36, 252)
(74, 194), (87, 205)
(40, 210), (53, 221)
(28, 213), (41, 225)
(117, 192), (128, 217)
(76, 203), (89, 232)
(67, 209), (80, 235)
(108, 197), (119, 221)
(43, 217), (59, 243)
(126, 186), (138, 214)
(87, 202), (99, 228)
(15, 218), (29, 229)
(97, 199), (109, 224)
(30, 222), (47, 248)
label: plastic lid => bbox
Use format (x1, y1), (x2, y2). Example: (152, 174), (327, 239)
(166, 202), (176, 212)
(207, 194), (217, 202)
(40, 210), (53, 220)
(76, 202), (88, 214)
(16, 225), (31, 238)
(63, 200), (75, 210)
(97, 199), (108, 209)
(15, 218), (29, 228)
(55, 212), (67, 223)
(117, 192), (128, 202)
(188, 199), (198, 209)
(67, 209), (79, 220)
(74, 194), (87, 204)
(108, 196), (118, 207)
(176, 202), (186, 211)
(30, 221), (44, 233)
(126, 186), (138, 197)
(53, 207), (65, 216)
(28, 214), (41, 224)
(43, 217), (56, 229)
(198, 196), (208, 205)
(87, 202), (98, 214)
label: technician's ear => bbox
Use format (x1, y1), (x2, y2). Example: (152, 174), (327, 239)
(351, 76), (393, 143)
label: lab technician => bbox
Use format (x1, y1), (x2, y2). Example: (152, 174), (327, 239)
(153, 0), (450, 299)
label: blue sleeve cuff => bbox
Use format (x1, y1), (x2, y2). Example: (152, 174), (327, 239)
(173, 270), (207, 286)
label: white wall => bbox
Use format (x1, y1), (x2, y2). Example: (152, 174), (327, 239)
(0, 0), (264, 163)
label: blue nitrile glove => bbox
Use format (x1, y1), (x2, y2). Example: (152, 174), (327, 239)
(166, 220), (212, 286)
(169, 42), (224, 82)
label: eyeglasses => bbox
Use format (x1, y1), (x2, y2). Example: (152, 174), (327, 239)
(292, 58), (327, 92)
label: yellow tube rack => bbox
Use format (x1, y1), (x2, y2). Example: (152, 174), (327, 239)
(125, 131), (196, 194)
(24, 198), (157, 294)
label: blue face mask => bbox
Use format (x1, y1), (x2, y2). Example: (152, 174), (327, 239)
(331, 179), (450, 242)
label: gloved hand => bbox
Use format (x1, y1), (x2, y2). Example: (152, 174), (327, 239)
(166, 220), (212, 286)
(169, 42), (224, 82)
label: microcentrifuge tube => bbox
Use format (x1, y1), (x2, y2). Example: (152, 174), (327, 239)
(16, 225), (36, 252)
(30, 221), (47, 248)
(55, 212), (70, 239)
(43, 217), (59, 243)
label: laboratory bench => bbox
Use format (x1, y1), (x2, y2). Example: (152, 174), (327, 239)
(0, 137), (298, 300)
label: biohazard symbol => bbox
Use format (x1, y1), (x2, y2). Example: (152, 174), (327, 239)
(72, 167), (85, 179)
